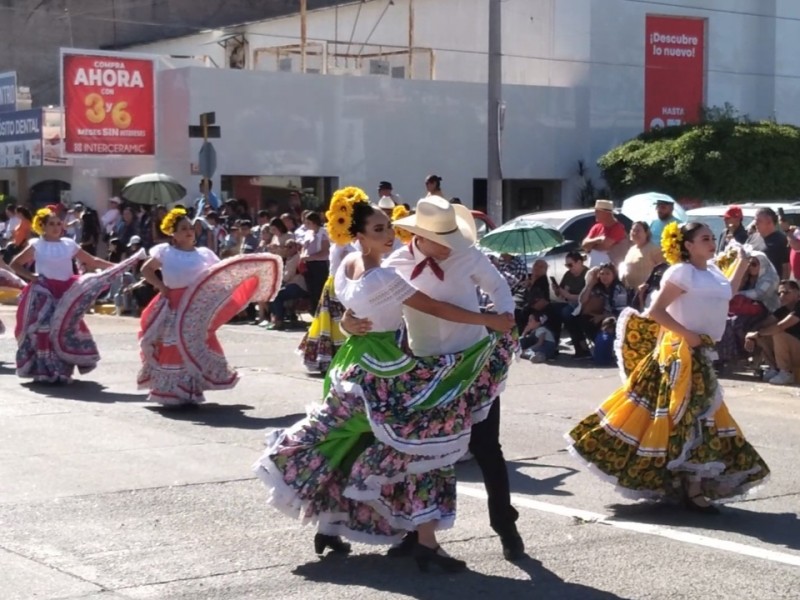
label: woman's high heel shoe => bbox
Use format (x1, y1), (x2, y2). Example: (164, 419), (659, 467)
(413, 543), (467, 573)
(313, 533), (352, 555)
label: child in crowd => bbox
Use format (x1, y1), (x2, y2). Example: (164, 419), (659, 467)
(520, 313), (558, 363)
(592, 317), (617, 366)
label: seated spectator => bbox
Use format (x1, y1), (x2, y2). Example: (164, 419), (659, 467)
(491, 252), (528, 292)
(745, 279), (800, 386)
(266, 217), (293, 257)
(632, 261), (669, 311)
(205, 211), (227, 255)
(566, 263), (627, 358)
(513, 259), (550, 330)
(592, 317), (617, 366)
(718, 251), (779, 366)
(520, 312), (557, 363)
(238, 220), (258, 254)
(551, 251), (588, 320)
(267, 239), (308, 330)
(619, 221), (663, 293)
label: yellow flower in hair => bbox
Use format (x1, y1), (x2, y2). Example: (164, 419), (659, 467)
(31, 207), (54, 236)
(160, 207), (188, 236)
(391, 205), (413, 244)
(325, 186), (369, 246)
(661, 221), (683, 265)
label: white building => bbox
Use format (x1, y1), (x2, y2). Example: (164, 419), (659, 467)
(2, 0), (799, 220)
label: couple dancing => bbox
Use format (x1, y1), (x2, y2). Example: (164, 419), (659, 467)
(254, 192), (523, 572)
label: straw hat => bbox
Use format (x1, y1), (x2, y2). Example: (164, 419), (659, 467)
(594, 199), (614, 211)
(393, 195), (476, 250)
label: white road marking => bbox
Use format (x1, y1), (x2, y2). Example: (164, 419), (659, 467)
(457, 484), (800, 567)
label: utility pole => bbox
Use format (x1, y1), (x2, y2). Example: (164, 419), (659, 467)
(487, 0), (503, 224)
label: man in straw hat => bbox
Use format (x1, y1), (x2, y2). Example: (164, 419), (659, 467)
(342, 195), (525, 561)
(582, 199), (628, 267)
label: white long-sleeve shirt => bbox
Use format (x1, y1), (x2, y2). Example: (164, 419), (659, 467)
(383, 241), (514, 356)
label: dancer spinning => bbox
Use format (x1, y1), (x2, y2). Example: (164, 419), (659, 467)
(137, 208), (282, 407)
(296, 188), (356, 371)
(254, 191), (513, 572)
(568, 222), (770, 512)
(10, 206), (142, 383)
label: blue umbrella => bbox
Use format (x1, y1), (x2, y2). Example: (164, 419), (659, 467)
(478, 220), (564, 256)
(621, 192), (687, 223)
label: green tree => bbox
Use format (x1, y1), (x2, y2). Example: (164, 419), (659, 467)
(598, 106), (800, 201)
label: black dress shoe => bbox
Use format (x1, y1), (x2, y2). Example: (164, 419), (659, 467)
(313, 533), (352, 555)
(413, 543), (467, 573)
(497, 525), (525, 561)
(386, 531), (418, 557)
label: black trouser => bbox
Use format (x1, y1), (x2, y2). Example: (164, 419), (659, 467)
(468, 398), (519, 534)
(305, 260), (329, 309)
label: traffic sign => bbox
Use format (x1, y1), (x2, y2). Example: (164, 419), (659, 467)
(198, 141), (217, 179)
(188, 125), (220, 138)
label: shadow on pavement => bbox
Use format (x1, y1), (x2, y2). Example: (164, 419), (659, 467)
(0, 362), (16, 375)
(147, 403), (305, 430)
(607, 501), (800, 551)
(457, 458), (577, 497)
(21, 379), (145, 403)
(293, 553), (632, 599)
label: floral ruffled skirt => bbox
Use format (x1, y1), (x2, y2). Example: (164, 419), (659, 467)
(297, 275), (346, 373)
(568, 309), (769, 501)
(255, 330), (517, 543)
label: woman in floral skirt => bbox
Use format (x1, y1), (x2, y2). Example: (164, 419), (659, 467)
(254, 189), (515, 572)
(568, 221), (770, 512)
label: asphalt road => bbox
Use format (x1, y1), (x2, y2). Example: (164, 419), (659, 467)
(0, 306), (798, 600)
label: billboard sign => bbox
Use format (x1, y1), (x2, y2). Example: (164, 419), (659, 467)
(62, 50), (156, 155)
(644, 15), (706, 131)
(0, 71), (18, 113)
(0, 109), (43, 167)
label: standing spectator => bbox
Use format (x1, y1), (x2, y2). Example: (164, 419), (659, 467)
(723, 205), (748, 249)
(378, 181), (398, 205)
(749, 207), (789, 278)
(2, 204), (19, 245)
(150, 205), (170, 247)
(424, 174), (443, 197)
(745, 280), (800, 385)
(648, 198), (681, 246)
(238, 220), (258, 254)
(100, 197), (122, 241)
(113, 205), (139, 249)
(620, 221), (663, 292)
(63, 208), (81, 241)
(12, 206), (32, 247)
(300, 211), (330, 309)
(287, 190), (304, 221)
(77, 203), (101, 256)
(205, 211), (226, 256)
(194, 179), (220, 215)
(581, 200), (628, 267)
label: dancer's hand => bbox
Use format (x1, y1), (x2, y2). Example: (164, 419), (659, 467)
(341, 309), (372, 336)
(156, 282), (170, 297)
(484, 311), (514, 333)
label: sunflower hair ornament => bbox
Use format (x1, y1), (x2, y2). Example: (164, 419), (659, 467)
(160, 207), (188, 236)
(325, 186), (369, 245)
(31, 207), (55, 236)
(661, 221), (684, 265)
(391, 205), (413, 244)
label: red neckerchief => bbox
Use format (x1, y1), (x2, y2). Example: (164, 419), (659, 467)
(409, 241), (444, 281)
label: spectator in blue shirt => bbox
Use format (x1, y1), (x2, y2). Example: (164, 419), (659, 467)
(194, 179), (220, 215)
(649, 198), (681, 245)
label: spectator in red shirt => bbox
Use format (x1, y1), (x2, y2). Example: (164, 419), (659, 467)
(581, 199), (628, 267)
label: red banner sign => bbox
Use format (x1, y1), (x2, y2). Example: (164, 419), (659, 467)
(62, 52), (155, 155)
(644, 15), (705, 131)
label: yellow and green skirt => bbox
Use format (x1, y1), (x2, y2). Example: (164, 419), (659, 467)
(568, 308), (769, 501)
(297, 275), (347, 373)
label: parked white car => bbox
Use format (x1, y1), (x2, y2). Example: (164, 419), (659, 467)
(485, 209), (633, 282)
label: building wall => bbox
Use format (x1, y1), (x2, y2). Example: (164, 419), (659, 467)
(153, 67), (587, 209)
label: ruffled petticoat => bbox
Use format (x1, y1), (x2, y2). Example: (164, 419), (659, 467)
(15, 251), (144, 383)
(297, 275), (347, 373)
(254, 330), (517, 544)
(568, 309), (770, 502)
(138, 254), (282, 406)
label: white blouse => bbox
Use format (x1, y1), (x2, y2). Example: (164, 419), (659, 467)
(30, 237), (79, 281)
(334, 258), (417, 333)
(149, 243), (219, 289)
(660, 262), (732, 342)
